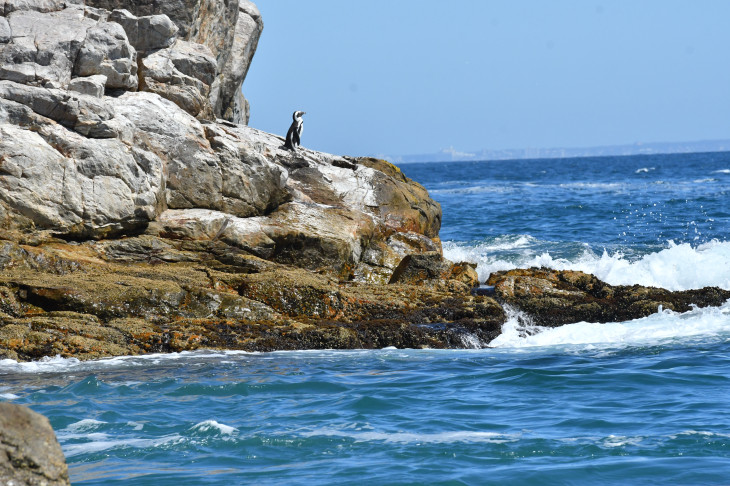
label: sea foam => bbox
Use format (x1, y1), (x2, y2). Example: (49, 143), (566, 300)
(490, 299), (730, 350)
(444, 239), (730, 291)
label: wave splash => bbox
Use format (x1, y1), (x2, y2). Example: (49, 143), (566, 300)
(444, 238), (730, 291)
(490, 300), (730, 350)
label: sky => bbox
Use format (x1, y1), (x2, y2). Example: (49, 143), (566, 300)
(243, 1), (730, 158)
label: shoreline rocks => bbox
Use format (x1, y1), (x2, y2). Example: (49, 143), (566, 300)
(487, 268), (730, 328)
(1, 0), (729, 363)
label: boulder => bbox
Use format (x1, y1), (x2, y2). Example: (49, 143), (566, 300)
(0, 7), (93, 86)
(108, 92), (289, 216)
(87, 0), (261, 123)
(68, 74), (107, 97)
(139, 40), (217, 117)
(73, 19), (138, 90)
(0, 117), (164, 238)
(0, 402), (70, 486)
(108, 9), (178, 53)
(389, 251), (452, 284)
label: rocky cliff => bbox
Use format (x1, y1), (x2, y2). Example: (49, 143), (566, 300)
(1, 1), (727, 362)
(0, 0), (497, 360)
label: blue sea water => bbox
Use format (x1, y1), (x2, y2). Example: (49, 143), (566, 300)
(2, 151), (730, 485)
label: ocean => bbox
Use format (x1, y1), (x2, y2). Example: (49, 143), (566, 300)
(2, 151), (730, 485)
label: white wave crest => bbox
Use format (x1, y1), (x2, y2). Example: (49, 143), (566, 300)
(301, 427), (516, 444)
(0, 350), (256, 374)
(444, 239), (730, 291)
(490, 300), (730, 350)
(61, 434), (182, 458)
(64, 419), (107, 433)
(191, 420), (238, 436)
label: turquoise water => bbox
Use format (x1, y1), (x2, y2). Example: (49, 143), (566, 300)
(2, 152), (730, 484)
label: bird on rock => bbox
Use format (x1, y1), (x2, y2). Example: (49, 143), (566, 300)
(284, 110), (306, 151)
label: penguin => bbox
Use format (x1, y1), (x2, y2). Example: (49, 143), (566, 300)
(284, 110), (306, 151)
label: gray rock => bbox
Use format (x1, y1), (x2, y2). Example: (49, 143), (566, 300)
(0, 402), (70, 486)
(0, 0), (444, 283)
(2, 0), (73, 15)
(108, 9), (178, 52)
(213, 0), (262, 123)
(0, 17), (10, 43)
(0, 80), (119, 138)
(109, 91), (288, 217)
(1, 7), (136, 90)
(68, 74), (107, 97)
(139, 40), (217, 117)
(73, 20), (138, 90)
(0, 119), (164, 237)
(1, 7), (92, 86)
(87, 0), (261, 123)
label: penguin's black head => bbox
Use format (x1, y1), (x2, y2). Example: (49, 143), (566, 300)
(292, 110), (306, 120)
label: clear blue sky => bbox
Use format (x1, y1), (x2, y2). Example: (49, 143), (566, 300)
(244, 1), (730, 157)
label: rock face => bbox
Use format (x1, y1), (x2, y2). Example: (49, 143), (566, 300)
(0, 0), (504, 361)
(1, 1), (726, 362)
(84, 0), (262, 123)
(0, 402), (70, 486)
(0, 0), (441, 274)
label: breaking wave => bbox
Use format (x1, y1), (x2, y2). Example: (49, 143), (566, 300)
(443, 238), (730, 291)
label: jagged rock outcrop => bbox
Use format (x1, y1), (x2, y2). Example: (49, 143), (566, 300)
(0, 237), (504, 361)
(487, 268), (730, 327)
(4, 1), (719, 362)
(0, 0), (443, 278)
(0, 402), (70, 486)
(84, 0), (262, 123)
(0, 0), (495, 362)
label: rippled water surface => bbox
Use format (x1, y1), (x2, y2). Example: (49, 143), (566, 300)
(3, 339), (730, 485)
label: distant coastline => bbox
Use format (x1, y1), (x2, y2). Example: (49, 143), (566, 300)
(382, 139), (730, 164)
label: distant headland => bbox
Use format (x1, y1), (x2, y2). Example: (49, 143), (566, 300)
(383, 139), (730, 164)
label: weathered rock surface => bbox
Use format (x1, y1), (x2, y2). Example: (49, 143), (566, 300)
(0, 402), (70, 486)
(487, 268), (730, 327)
(1, 0), (728, 363)
(0, 237), (503, 361)
(85, 0), (261, 123)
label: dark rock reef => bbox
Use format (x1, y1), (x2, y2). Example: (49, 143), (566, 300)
(487, 268), (730, 327)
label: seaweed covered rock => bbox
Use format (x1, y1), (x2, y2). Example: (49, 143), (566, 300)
(0, 237), (504, 361)
(487, 268), (730, 327)
(0, 402), (70, 486)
